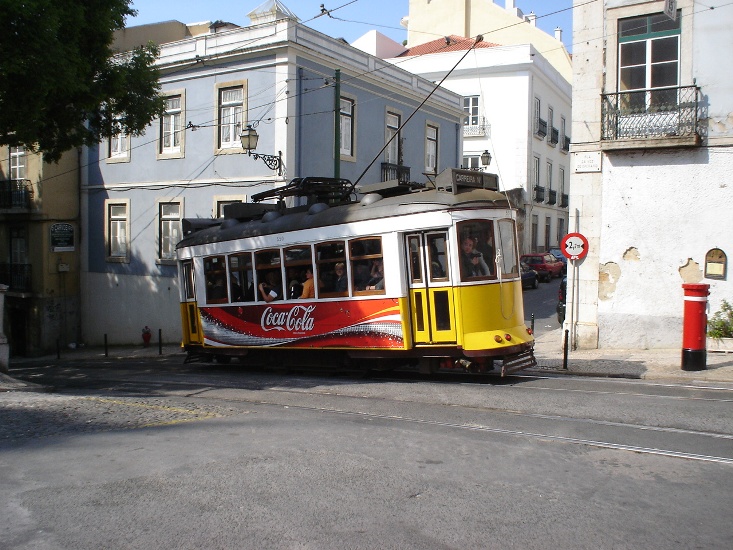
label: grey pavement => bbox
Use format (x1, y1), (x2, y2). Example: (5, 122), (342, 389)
(2, 334), (733, 392)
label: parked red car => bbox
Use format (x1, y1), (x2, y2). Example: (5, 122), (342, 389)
(520, 253), (564, 282)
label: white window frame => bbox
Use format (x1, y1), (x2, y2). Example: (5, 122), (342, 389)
(425, 123), (438, 174)
(533, 97), (541, 134)
(10, 147), (25, 180)
(463, 96), (480, 126)
(158, 90), (185, 159)
(385, 110), (402, 165)
(107, 126), (130, 163)
(218, 85), (244, 150)
(339, 96), (356, 159)
(157, 199), (183, 264)
(533, 155), (541, 186)
(462, 155), (479, 170)
(546, 160), (553, 192)
(105, 199), (131, 263)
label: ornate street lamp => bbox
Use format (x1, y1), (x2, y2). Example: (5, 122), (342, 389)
(240, 125), (282, 175)
(480, 149), (492, 168)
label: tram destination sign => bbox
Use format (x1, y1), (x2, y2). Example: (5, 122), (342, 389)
(50, 223), (75, 252)
(437, 168), (498, 193)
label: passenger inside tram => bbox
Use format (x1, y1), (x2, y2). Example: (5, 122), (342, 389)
(258, 271), (282, 302)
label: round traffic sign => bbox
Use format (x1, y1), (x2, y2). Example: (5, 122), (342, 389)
(560, 232), (589, 261)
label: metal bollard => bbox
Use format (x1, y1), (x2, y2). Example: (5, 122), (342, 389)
(563, 329), (569, 370)
(531, 313), (535, 334)
(158, 329), (163, 355)
(104, 334), (109, 357)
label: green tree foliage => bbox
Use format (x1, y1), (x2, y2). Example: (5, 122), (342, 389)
(708, 300), (733, 339)
(0, 0), (165, 161)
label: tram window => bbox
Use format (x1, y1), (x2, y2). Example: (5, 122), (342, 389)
(457, 221), (496, 282)
(255, 249), (283, 302)
(408, 236), (423, 284)
(350, 237), (384, 293)
(496, 219), (519, 277)
(427, 233), (449, 282)
(204, 255), (228, 304)
(181, 261), (195, 300)
(316, 241), (347, 297)
(229, 253), (254, 302)
(285, 245), (315, 299)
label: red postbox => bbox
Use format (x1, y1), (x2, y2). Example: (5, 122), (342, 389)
(681, 283), (710, 371)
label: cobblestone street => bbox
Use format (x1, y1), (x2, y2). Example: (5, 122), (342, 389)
(1, 392), (241, 442)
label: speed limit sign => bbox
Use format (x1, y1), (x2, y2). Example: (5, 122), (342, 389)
(560, 233), (589, 261)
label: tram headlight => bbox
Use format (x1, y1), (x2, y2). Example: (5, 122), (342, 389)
(494, 335), (503, 343)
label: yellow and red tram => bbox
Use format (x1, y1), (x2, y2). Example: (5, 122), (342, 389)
(176, 170), (536, 375)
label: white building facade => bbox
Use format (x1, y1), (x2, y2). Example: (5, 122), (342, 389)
(570, 0), (733, 349)
(385, 39), (572, 254)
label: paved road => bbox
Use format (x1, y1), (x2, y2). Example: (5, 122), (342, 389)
(3, 359), (732, 549)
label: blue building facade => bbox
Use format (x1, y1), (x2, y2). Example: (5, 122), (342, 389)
(81, 9), (464, 345)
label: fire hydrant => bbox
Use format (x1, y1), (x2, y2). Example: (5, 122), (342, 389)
(142, 326), (152, 347)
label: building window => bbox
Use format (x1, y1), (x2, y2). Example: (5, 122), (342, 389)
(545, 216), (551, 251)
(462, 155), (479, 170)
(464, 96), (479, 126)
(618, 12), (680, 112)
(557, 217), (565, 244)
(214, 198), (244, 218)
(158, 201), (182, 262)
(546, 161), (553, 191)
(533, 156), (540, 186)
(340, 97), (355, 157)
(219, 86), (243, 149)
(109, 131), (128, 158)
(385, 111), (401, 165)
(106, 200), (130, 262)
(560, 116), (567, 150)
(159, 92), (185, 158)
(559, 166), (565, 194)
(425, 124), (438, 174)
(534, 97), (547, 138)
(10, 147), (25, 180)
(531, 214), (539, 253)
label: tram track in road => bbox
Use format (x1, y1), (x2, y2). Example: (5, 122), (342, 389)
(11, 362), (733, 464)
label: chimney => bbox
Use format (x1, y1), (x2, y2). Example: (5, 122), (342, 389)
(505, 0), (515, 9)
(526, 11), (537, 26)
(555, 27), (562, 42)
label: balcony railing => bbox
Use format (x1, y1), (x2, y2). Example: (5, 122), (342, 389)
(534, 186), (545, 203)
(0, 179), (33, 209)
(560, 193), (569, 208)
(601, 85), (700, 141)
(381, 163), (410, 184)
(547, 189), (557, 205)
(561, 135), (570, 152)
(463, 117), (490, 137)
(535, 119), (547, 138)
(0, 263), (31, 292)
(549, 128), (559, 146)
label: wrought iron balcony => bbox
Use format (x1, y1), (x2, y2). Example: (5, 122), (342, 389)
(0, 179), (33, 209)
(547, 189), (557, 205)
(561, 136), (570, 152)
(549, 128), (559, 146)
(381, 163), (410, 184)
(560, 193), (569, 208)
(533, 186), (545, 203)
(535, 119), (547, 138)
(463, 117), (490, 137)
(601, 85), (700, 142)
(0, 263), (32, 292)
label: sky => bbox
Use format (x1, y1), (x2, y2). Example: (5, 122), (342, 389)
(127, 0), (574, 52)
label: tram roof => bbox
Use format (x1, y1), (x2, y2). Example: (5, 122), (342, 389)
(177, 178), (510, 249)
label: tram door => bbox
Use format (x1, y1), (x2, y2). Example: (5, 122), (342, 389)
(406, 232), (456, 344)
(180, 260), (203, 345)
